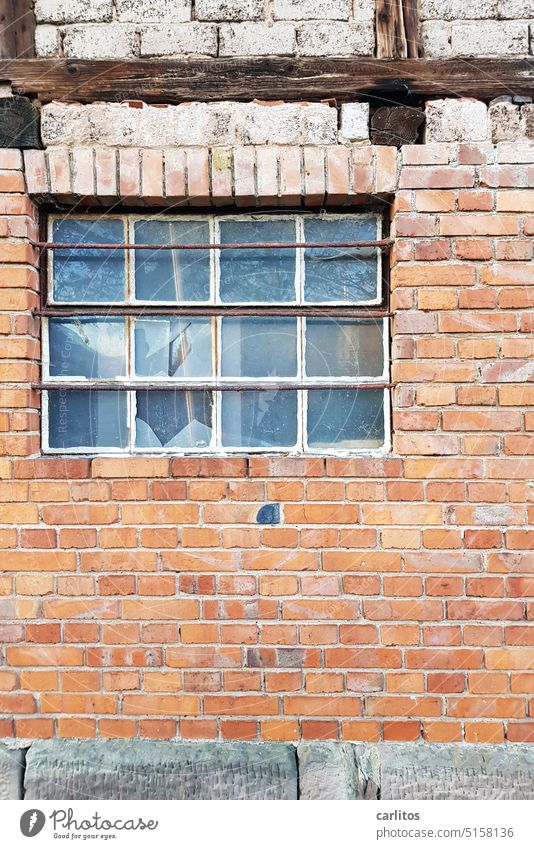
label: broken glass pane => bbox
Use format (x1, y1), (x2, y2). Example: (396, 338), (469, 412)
(48, 390), (128, 449)
(304, 217), (378, 303)
(221, 317), (298, 378)
(135, 390), (213, 449)
(134, 219), (210, 302)
(307, 389), (385, 450)
(48, 318), (126, 380)
(219, 219), (296, 303)
(221, 390), (298, 448)
(52, 218), (125, 303)
(305, 318), (384, 378)
(134, 317), (213, 378)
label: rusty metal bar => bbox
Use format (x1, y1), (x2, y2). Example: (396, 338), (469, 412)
(35, 382), (393, 392)
(37, 306), (391, 318)
(33, 239), (392, 251)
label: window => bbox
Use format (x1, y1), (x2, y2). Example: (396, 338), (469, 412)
(41, 213), (390, 454)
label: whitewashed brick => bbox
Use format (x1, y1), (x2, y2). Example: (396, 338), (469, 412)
(489, 102), (522, 143)
(273, 0), (350, 19)
(425, 99), (489, 143)
(41, 102), (337, 148)
(35, 0), (112, 23)
(451, 21), (528, 56)
(339, 102), (369, 142)
(420, 0), (497, 19)
(63, 25), (138, 59)
(297, 22), (374, 55)
(140, 24), (217, 56)
(116, 0), (191, 22)
(34, 25), (61, 56)
(496, 141), (534, 162)
(421, 21), (451, 57)
(219, 22), (295, 55)
(195, 0), (264, 20)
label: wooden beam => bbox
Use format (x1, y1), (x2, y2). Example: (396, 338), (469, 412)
(376, 0), (421, 59)
(0, 0), (35, 60)
(0, 57), (532, 104)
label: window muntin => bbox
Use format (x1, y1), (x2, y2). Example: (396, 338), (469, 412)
(43, 212), (389, 455)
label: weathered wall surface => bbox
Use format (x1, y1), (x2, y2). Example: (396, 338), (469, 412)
(32, 0), (534, 58)
(0, 96), (533, 744)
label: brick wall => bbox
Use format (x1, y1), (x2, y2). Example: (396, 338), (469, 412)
(0, 115), (533, 744)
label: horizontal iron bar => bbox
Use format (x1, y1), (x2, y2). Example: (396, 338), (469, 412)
(35, 382), (393, 392)
(33, 240), (392, 251)
(36, 306), (391, 318)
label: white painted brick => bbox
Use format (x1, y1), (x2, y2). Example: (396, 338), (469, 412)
(219, 22), (296, 55)
(339, 102), (369, 142)
(421, 21), (451, 57)
(498, 0), (534, 16)
(195, 0), (264, 21)
(425, 99), (489, 143)
(41, 102), (337, 148)
(34, 25), (61, 56)
(489, 102), (522, 143)
(63, 24), (138, 59)
(140, 24), (217, 56)
(116, 0), (191, 23)
(273, 0), (350, 19)
(297, 22), (374, 55)
(420, 0), (496, 19)
(496, 141), (534, 163)
(352, 0), (375, 22)
(35, 0), (112, 23)
(451, 21), (529, 56)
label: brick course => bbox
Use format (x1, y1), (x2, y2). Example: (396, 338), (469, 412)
(0, 137), (533, 743)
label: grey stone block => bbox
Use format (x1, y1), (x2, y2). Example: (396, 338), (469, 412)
(379, 744), (534, 800)
(298, 742), (361, 800)
(0, 745), (25, 799)
(25, 741), (297, 800)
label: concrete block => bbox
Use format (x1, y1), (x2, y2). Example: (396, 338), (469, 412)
(521, 104), (534, 139)
(498, 0), (534, 16)
(425, 99), (488, 143)
(140, 24), (218, 57)
(116, 0), (191, 22)
(195, 0), (264, 21)
(219, 22), (296, 55)
(352, 0), (375, 21)
(25, 741), (298, 800)
(421, 21), (451, 57)
(273, 0), (350, 19)
(297, 21), (374, 55)
(339, 102), (370, 142)
(420, 0), (497, 19)
(63, 24), (138, 59)
(451, 21), (529, 57)
(34, 25), (61, 57)
(489, 101), (522, 143)
(379, 744), (534, 800)
(0, 745), (25, 800)
(298, 743), (361, 799)
(35, 0), (112, 23)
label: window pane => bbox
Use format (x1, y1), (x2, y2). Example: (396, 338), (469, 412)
(48, 390), (128, 449)
(219, 219), (296, 303)
(221, 317), (297, 378)
(48, 318), (126, 380)
(305, 319), (384, 378)
(52, 218), (125, 303)
(221, 390), (298, 448)
(135, 390), (213, 449)
(307, 389), (385, 450)
(134, 219), (210, 302)
(134, 318), (213, 378)
(304, 217), (378, 303)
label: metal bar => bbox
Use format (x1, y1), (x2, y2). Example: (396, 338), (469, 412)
(34, 382), (393, 392)
(32, 240), (392, 251)
(36, 306), (391, 318)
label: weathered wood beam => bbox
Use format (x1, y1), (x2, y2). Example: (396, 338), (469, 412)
(376, 0), (421, 59)
(0, 0), (35, 60)
(0, 57), (532, 104)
